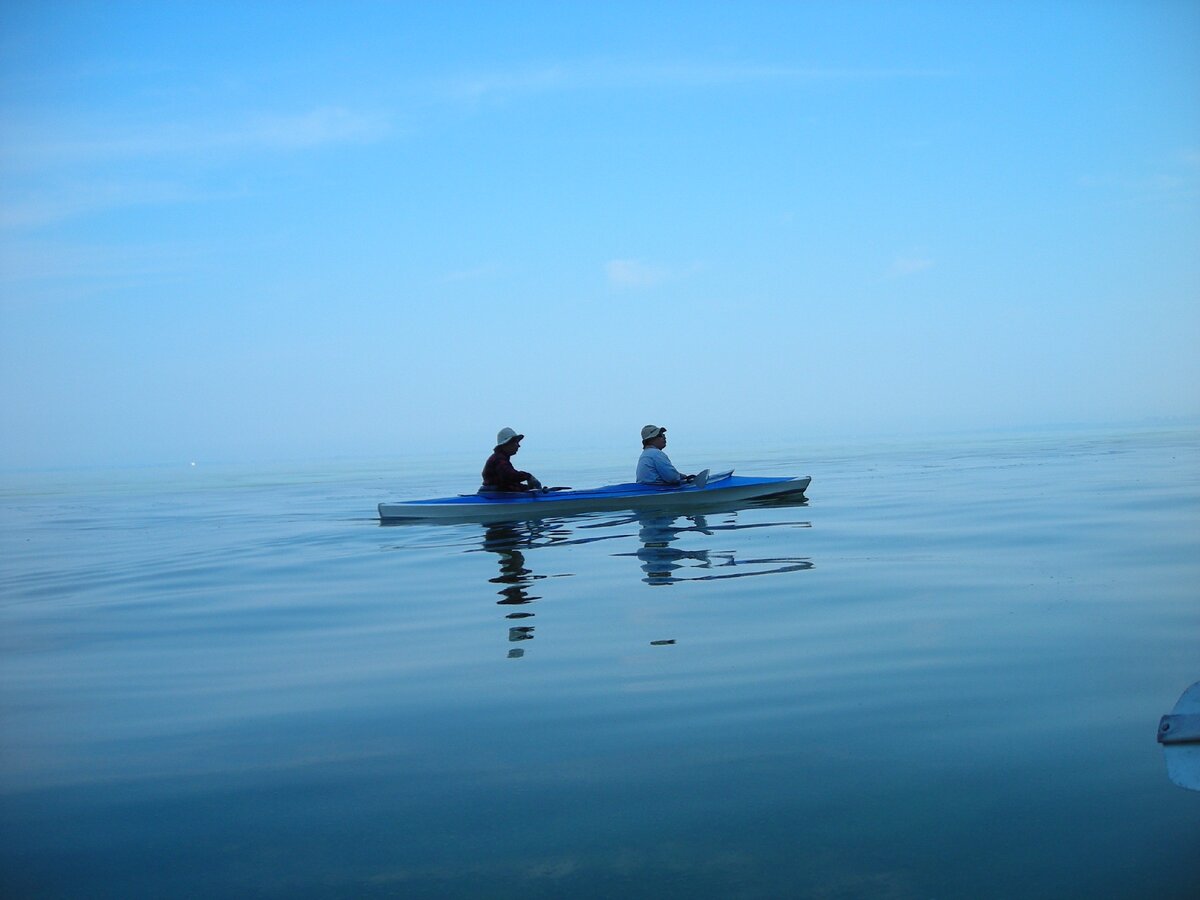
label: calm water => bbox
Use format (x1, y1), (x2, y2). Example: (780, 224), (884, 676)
(2, 429), (1198, 898)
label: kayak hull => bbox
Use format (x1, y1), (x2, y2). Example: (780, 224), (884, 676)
(378, 474), (810, 522)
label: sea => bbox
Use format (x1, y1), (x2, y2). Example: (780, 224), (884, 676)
(1, 427), (1198, 899)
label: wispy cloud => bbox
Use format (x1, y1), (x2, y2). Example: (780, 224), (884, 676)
(0, 181), (212, 229)
(1078, 173), (1187, 192)
(231, 107), (391, 151)
(1079, 150), (1200, 198)
(2, 106), (391, 170)
(440, 263), (504, 283)
(885, 255), (934, 279)
(607, 259), (671, 288)
(443, 60), (951, 102)
(0, 107), (391, 229)
(606, 258), (703, 289)
(0, 238), (205, 300)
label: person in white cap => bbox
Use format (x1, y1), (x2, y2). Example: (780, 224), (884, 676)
(481, 428), (542, 492)
(636, 425), (695, 485)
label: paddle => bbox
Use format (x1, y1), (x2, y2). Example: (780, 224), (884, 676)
(683, 469), (732, 488)
(469, 485), (570, 498)
(1159, 680), (1200, 792)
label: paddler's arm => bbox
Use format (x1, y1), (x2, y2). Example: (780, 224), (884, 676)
(515, 468), (539, 487)
(499, 458), (540, 491)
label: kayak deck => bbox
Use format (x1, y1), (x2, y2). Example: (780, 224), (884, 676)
(378, 473), (810, 522)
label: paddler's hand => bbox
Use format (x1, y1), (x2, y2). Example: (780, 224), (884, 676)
(528, 476), (542, 490)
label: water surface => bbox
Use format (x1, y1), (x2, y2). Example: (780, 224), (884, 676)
(2, 429), (1198, 897)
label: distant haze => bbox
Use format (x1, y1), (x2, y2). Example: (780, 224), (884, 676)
(2, 2), (1198, 468)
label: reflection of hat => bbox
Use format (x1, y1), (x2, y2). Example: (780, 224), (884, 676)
(641, 424), (666, 442)
(495, 427), (524, 447)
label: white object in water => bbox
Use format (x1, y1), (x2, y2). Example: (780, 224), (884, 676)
(1158, 680), (1200, 792)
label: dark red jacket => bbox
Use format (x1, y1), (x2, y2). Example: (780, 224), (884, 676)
(481, 449), (533, 491)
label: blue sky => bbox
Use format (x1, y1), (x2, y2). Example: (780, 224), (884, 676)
(1, 1), (1197, 468)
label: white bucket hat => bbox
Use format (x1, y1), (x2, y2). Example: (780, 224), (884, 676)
(640, 424), (666, 442)
(495, 427), (524, 447)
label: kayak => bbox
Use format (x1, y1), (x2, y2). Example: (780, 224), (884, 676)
(378, 469), (810, 522)
(378, 470), (810, 522)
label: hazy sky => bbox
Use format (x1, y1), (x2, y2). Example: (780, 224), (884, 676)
(1, 1), (1198, 468)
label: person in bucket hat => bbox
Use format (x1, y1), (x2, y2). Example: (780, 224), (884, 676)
(635, 424), (695, 485)
(481, 427), (542, 493)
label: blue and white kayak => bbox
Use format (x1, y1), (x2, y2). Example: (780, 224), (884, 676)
(378, 469), (810, 522)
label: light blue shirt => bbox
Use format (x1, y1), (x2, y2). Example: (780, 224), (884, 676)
(636, 447), (683, 485)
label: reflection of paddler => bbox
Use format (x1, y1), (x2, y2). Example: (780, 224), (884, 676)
(623, 511), (813, 585)
(483, 523), (542, 605)
(635, 512), (714, 586)
(482, 522), (545, 657)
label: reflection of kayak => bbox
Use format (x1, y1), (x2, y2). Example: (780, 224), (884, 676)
(378, 470), (810, 522)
